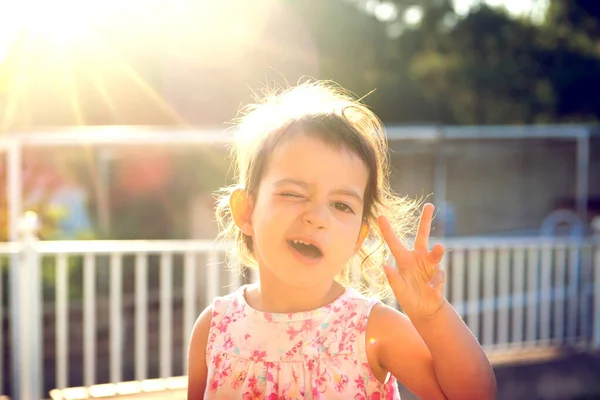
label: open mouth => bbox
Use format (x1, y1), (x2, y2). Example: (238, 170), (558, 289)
(288, 239), (323, 259)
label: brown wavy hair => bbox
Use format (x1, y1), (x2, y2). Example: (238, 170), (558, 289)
(215, 80), (421, 299)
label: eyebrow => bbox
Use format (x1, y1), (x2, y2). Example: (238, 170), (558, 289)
(273, 178), (364, 203)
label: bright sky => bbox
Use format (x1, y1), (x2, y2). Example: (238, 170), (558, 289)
(453, 0), (549, 21)
(370, 0), (550, 29)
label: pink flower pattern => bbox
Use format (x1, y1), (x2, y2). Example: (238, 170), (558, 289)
(202, 285), (400, 399)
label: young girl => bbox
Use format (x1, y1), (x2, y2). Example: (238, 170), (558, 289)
(187, 81), (497, 399)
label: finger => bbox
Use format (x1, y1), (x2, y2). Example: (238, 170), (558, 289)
(415, 203), (434, 251)
(383, 264), (405, 297)
(377, 215), (412, 261)
(429, 243), (445, 264)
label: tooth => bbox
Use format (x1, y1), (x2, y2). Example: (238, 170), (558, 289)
(292, 239), (314, 246)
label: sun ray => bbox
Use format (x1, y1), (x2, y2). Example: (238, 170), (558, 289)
(0, 32), (36, 132)
(0, 79), (20, 132)
(85, 68), (121, 122)
(89, 34), (190, 127)
(79, 67), (119, 237)
(57, 46), (85, 126)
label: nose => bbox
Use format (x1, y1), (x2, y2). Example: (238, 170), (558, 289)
(303, 202), (328, 229)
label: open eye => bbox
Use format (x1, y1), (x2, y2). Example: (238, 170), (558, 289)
(333, 202), (354, 214)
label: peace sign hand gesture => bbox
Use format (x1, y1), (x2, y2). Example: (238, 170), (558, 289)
(378, 203), (447, 318)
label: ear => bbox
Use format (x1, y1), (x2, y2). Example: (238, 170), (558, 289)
(230, 188), (254, 237)
(354, 221), (370, 254)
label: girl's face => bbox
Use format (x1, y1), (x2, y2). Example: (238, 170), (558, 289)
(247, 134), (370, 289)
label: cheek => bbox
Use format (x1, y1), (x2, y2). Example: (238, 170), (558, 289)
(252, 198), (290, 233)
(348, 224), (363, 243)
(333, 220), (363, 244)
(349, 220), (366, 243)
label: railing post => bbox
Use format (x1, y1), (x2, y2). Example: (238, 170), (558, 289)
(17, 211), (42, 400)
(594, 237), (600, 350)
(7, 139), (23, 400)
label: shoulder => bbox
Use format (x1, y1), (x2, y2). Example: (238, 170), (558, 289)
(366, 303), (445, 399)
(191, 303), (214, 344)
(188, 304), (213, 356)
(188, 287), (240, 359)
(186, 304), (213, 399)
(366, 302), (418, 373)
(186, 287), (245, 398)
(193, 287), (243, 336)
(189, 304), (214, 357)
(367, 301), (416, 341)
(190, 287), (246, 346)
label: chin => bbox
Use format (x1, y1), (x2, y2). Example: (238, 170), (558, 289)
(286, 268), (339, 289)
(266, 266), (326, 288)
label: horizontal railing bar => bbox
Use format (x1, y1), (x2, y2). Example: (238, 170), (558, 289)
(33, 240), (235, 254)
(0, 237), (597, 255)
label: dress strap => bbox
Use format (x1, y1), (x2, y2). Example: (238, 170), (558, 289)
(205, 291), (235, 356)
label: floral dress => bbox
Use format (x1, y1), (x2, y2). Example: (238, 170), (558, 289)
(203, 284), (401, 399)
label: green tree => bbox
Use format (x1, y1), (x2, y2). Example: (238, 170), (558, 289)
(408, 5), (556, 124)
(541, 0), (600, 122)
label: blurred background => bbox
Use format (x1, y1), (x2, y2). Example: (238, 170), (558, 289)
(0, 0), (599, 399)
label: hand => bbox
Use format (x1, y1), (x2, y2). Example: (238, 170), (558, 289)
(378, 203), (446, 318)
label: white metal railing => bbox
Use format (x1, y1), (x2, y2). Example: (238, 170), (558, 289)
(0, 235), (599, 399)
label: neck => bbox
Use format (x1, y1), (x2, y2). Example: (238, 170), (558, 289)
(245, 269), (345, 314)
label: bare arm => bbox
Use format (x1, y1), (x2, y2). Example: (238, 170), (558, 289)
(376, 206), (497, 399)
(187, 305), (212, 399)
(408, 299), (497, 399)
(370, 301), (496, 400)
(368, 304), (447, 400)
